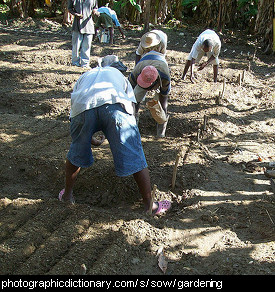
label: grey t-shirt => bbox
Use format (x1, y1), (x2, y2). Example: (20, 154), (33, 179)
(68, 0), (98, 34)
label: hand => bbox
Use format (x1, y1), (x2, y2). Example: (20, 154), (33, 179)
(93, 9), (100, 17)
(75, 13), (83, 19)
(91, 134), (105, 146)
(189, 74), (196, 84)
(198, 62), (207, 71)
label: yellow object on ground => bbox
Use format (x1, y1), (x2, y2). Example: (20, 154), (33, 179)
(45, 0), (52, 7)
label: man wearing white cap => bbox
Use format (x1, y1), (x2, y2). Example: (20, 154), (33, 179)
(182, 29), (221, 83)
(129, 50), (170, 137)
(135, 29), (167, 64)
(58, 55), (171, 216)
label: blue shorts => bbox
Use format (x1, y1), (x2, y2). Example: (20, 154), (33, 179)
(67, 103), (148, 177)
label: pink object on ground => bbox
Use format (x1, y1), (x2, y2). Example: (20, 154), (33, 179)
(154, 200), (171, 215)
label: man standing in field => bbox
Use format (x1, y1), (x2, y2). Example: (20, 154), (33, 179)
(68, 0), (98, 68)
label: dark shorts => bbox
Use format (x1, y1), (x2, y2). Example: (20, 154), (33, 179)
(95, 13), (113, 28)
(67, 104), (147, 177)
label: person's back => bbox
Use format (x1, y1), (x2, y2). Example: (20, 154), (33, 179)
(71, 66), (135, 118)
(59, 56), (171, 215)
(130, 51), (170, 95)
(182, 29), (221, 83)
(193, 29), (221, 56)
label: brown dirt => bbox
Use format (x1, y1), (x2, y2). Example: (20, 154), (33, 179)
(0, 18), (274, 276)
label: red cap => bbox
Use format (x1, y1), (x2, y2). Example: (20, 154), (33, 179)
(137, 66), (158, 88)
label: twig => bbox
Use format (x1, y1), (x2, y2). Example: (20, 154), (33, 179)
(241, 70), (245, 83)
(265, 209), (274, 225)
(197, 127), (201, 142)
(221, 78), (226, 98)
(238, 73), (242, 86)
(216, 78), (225, 105)
(253, 46), (257, 61)
(172, 150), (183, 189)
(203, 115), (208, 131)
(149, 184), (157, 215)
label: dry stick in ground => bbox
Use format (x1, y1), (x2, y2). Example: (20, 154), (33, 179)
(197, 115), (208, 142)
(171, 140), (192, 190)
(196, 126), (201, 142)
(203, 115), (208, 131)
(241, 70), (245, 83)
(238, 73), (242, 86)
(216, 78), (226, 105)
(265, 209), (274, 225)
(172, 149), (184, 189)
(149, 184), (157, 215)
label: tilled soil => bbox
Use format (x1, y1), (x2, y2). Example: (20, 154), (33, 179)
(0, 18), (274, 276)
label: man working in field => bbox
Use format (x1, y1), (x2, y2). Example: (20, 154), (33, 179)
(94, 6), (125, 44)
(182, 29), (221, 83)
(135, 29), (168, 65)
(59, 55), (171, 215)
(129, 50), (171, 137)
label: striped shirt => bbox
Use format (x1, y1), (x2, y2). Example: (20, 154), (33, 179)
(129, 51), (171, 96)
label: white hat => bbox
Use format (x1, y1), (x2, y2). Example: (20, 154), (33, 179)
(140, 32), (161, 49)
(98, 55), (119, 67)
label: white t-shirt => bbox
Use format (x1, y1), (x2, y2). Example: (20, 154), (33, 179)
(70, 67), (136, 118)
(189, 29), (221, 60)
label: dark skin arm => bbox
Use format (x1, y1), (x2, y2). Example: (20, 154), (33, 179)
(135, 54), (141, 65)
(198, 54), (215, 71)
(182, 59), (196, 83)
(91, 134), (105, 146)
(118, 26), (126, 39)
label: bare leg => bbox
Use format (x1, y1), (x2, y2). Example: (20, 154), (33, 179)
(156, 94), (169, 137)
(118, 26), (125, 39)
(109, 27), (114, 44)
(62, 159), (81, 202)
(182, 60), (191, 79)
(93, 27), (98, 41)
(158, 94), (168, 114)
(133, 168), (157, 212)
(213, 65), (218, 82)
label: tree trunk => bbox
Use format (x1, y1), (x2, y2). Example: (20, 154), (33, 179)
(61, 0), (73, 25)
(197, 0), (238, 31)
(9, 0), (36, 18)
(143, 0), (151, 32)
(173, 0), (182, 20)
(255, 0), (273, 53)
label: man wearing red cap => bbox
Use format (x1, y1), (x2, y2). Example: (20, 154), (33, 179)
(129, 50), (170, 137)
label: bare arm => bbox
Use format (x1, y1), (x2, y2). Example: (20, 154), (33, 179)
(91, 134), (105, 146)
